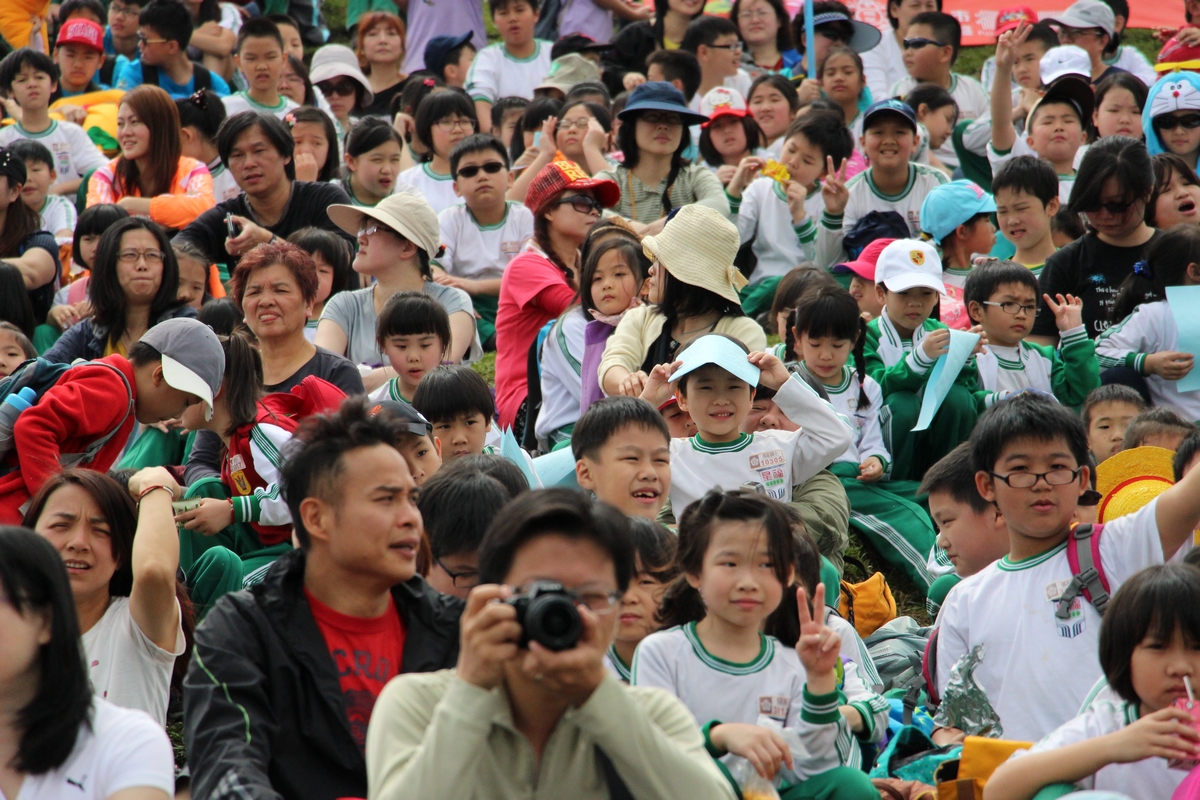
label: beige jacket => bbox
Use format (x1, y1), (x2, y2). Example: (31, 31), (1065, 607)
(366, 670), (735, 800)
(597, 305), (769, 389)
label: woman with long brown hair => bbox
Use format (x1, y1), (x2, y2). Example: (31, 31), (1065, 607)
(87, 84), (216, 231)
(356, 11), (410, 117)
(0, 146), (59, 322)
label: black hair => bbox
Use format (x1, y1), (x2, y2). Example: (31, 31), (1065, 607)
(1123, 406), (1197, 450)
(477, 487), (634, 592)
(559, 99), (612, 137)
(218, 110), (296, 180)
(139, 0), (194, 48)
(418, 470), (511, 559)
(450, 133), (511, 176)
(491, 95), (530, 133)
(571, 396), (670, 462)
(579, 235), (650, 317)
(1067, 135), (1153, 217)
(509, 96), (561, 163)
(651, 0), (703, 48)
(236, 16), (284, 51)
(1094, 71), (1146, 128)
(286, 226), (355, 300)
(748, 73), (801, 115)
(216, 331), (264, 437)
(91, 217), (184, 350)
(265, 12), (299, 32)
(171, 239), (213, 306)
(440, 453), (530, 499)
(1097, 0), (1125, 54)
(58, 0), (106, 23)
(1175, 431), (1200, 481)
(991, 154), (1059, 207)
(919, 442), (989, 514)
(412, 364), (496, 425)
(197, 297), (243, 336)
(1148, 153), (1200, 227)
(176, 89), (227, 145)
(681, 14), (739, 52)
(904, 82), (957, 124)
(189, 0), (222, 25)
(771, 266), (839, 361)
(565, 82), (612, 108)
(1052, 205), (1086, 242)
(344, 115), (404, 159)
(72, 204), (130, 270)
(375, 291), (451, 356)
(7, 139), (53, 171)
(579, 218), (640, 268)
(655, 257), (745, 334)
(764, 509), (825, 647)
(659, 489), (797, 627)
(0, 48), (58, 92)
(644, 50), (702, 102)
(0, 528), (94, 774)
(0, 320), (35, 356)
(909, 11), (960, 62)
(699, 113), (765, 168)
(628, 516), (679, 582)
(489, 0), (540, 16)
(281, 398), (421, 549)
(784, 109), (854, 170)
(280, 53), (316, 107)
(963, 259), (1040, 324)
(1023, 21), (1060, 53)
(398, 73), (443, 124)
(886, 0), (942, 28)
(792, 0), (855, 54)
(1101, 564), (1200, 704)
(285, 106), (339, 182)
(730, 0), (793, 54)
(792, 286), (870, 409)
(0, 265), (36, 340)
(1111, 223), (1200, 323)
(1081, 384), (1147, 429)
(969, 392), (1091, 476)
(414, 85), (478, 156)
(618, 107), (694, 218)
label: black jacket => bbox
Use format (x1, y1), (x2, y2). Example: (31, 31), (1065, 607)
(183, 549), (463, 800)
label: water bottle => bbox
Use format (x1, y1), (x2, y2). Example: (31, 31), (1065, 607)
(0, 387), (38, 456)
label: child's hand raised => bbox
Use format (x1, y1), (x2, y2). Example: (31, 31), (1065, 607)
(727, 155), (765, 198)
(921, 328), (951, 360)
(820, 157), (849, 216)
(639, 360), (681, 407)
(709, 723), (794, 781)
(994, 21), (1031, 71)
(785, 180), (809, 225)
(1104, 706), (1199, 764)
(747, 351), (791, 391)
(795, 584), (841, 688)
(1043, 293), (1083, 333)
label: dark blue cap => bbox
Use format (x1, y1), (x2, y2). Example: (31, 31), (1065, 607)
(423, 32), (474, 76)
(862, 98), (918, 133)
(617, 81), (709, 125)
(368, 400), (433, 437)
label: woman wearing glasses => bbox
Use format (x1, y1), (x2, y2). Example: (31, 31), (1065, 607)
(397, 91), (478, 214)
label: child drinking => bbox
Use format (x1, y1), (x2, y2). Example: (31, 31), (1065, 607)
(605, 516), (678, 683)
(367, 292), (452, 405)
(919, 179), (997, 331)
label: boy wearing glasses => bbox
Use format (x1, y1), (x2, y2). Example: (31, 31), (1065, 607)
(434, 134), (533, 350)
(680, 16), (751, 112)
(466, 0), (552, 133)
(1045, 0), (1123, 84)
(964, 259), (1099, 410)
(889, 11), (987, 171)
(115, 0), (230, 99)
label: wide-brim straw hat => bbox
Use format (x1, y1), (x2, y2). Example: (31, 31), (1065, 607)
(327, 190), (441, 257)
(1096, 445), (1176, 524)
(642, 205), (745, 305)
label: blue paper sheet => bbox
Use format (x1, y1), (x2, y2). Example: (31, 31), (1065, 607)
(1166, 286), (1200, 393)
(912, 330), (980, 432)
(532, 446), (580, 488)
(500, 428), (542, 488)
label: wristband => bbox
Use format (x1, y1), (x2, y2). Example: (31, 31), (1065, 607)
(136, 484), (173, 503)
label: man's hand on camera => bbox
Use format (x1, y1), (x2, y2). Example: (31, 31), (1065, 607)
(519, 603), (608, 707)
(456, 584), (521, 691)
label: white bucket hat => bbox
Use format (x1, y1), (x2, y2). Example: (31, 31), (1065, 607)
(309, 44), (374, 106)
(642, 205), (746, 305)
(327, 190), (442, 256)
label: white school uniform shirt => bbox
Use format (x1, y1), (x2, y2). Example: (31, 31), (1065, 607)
(81, 595), (186, 725)
(604, 643), (632, 682)
(668, 374), (854, 511)
(735, 177), (832, 282)
(221, 91), (299, 120)
(824, 610), (890, 743)
(209, 158), (240, 203)
(14, 699), (175, 800)
(0, 119), (108, 184)
(535, 308), (586, 441)
(796, 362), (890, 472)
(39, 193), (77, 242)
(631, 622), (861, 775)
(988, 138), (1087, 205)
(396, 163), (460, 215)
(860, 32), (906, 109)
(435, 200), (534, 281)
(1106, 45), (1158, 87)
(976, 342), (1053, 397)
(1097, 300), (1200, 423)
(935, 499), (1165, 743)
(465, 40), (554, 103)
(890, 74), (989, 170)
(1010, 694), (1186, 797)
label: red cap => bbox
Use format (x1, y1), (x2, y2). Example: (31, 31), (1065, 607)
(832, 237), (894, 281)
(994, 6), (1037, 35)
(1158, 35), (1200, 66)
(525, 160), (620, 218)
(56, 18), (105, 52)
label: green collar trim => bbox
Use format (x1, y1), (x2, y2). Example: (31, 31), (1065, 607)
(800, 361), (851, 394)
(422, 162), (453, 181)
(690, 432), (753, 453)
(502, 40), (543, 63)
(607, 643), (631, 681)
(238, 91), (288, 112)
(683, 622), (774, 675)
(865, 163), (917, 202)
(998, 540), (1067, 571)
(16, 119), (57, 138)
(470, 201), (512, 231)
(387, 379), (413, 404)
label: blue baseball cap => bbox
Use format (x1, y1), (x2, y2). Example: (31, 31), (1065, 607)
(673, 334), (761, 387)
(861, 99), (918, 133)
(618, 81), (709, 126)
(423, 32), (473, 75)
(919, 181), (996, 244)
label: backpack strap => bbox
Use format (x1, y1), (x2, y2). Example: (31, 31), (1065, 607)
(1057, 523), (1111, 620)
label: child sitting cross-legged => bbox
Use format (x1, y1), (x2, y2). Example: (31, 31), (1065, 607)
(605, 516), (678, 684)
(411, 364), (497, 465)
(632, 488), (877, 798)
(368, 292), (451, 406)
(964, 259), (1100, 410)
(934, 393), (1200, 745)
(573, 396), (672, 521)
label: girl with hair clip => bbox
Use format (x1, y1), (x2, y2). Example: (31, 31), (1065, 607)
(87, 85), (216, 231)
(748, 73), (801, 157)
(633, 488), (879, 796)
(44, 203), (131, 336)
(731, 0), (799, 78)
(987, 563), (1200, 800)
(285, 107), (341, 183)
(177, 89), (238, 203)
(604, 515), (678, 684)
(697, 87), (768, 185)
(356, 12), (410, 118)
(287, 226), (354, 340)
(0, 528), (175, 800)
(1096, 224), (1200, 424)
(601, 0), (704, 94)
(787, 286), (942, 591)
(393, 73), (444, 165)
(341, 116), (404, 207)
(1093, 71), (1148, 140)
(1148, 152), (1200, 230)
(397, 90), (478, 213)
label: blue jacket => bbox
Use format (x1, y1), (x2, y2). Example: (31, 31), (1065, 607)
(44, 304), (197, 364)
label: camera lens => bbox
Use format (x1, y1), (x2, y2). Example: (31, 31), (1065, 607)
(525, 594), (582, 651)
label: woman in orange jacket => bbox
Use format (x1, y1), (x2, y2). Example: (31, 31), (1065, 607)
(87, 85), (215, 231)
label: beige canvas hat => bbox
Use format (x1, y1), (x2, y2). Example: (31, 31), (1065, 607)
(327, 190), (441, 256)
(642, 205), (746, 305)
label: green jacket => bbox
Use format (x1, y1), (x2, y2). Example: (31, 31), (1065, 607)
(863, 315), (979, 396)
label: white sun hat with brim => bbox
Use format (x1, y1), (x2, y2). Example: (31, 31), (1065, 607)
(309, 44), (374, 106)
(140, 318), (226, 421)
(874, 239), (945, 294)
(642, 205), (746, 305)
(328, 190), (442, 257)
(672, 333), (761, 387)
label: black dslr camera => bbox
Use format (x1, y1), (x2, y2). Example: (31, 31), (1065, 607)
(505, 581), (583, 651)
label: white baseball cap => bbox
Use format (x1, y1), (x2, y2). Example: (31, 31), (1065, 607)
(874, 239), (945, 293)
(1040, 45), (1092, 84)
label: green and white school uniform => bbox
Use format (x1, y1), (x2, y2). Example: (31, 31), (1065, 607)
(39, 194), (77, 242)
(1097, 301), (1200, 423)
(367, 378), (413, 405)
(824, 610), (890, 742)
(889, 74), (989, 170)
(974, 324), (1100, 409)
(603, 644), (632, 683)
(396, 163), (459, 214)
(221, 91), (299, 120)
(863, 313), (979, 481)
(208, 158), (239, 203)
(465, 40), (553, 103)
(730, 177), (842, 282)
(534, 308), (585, 447)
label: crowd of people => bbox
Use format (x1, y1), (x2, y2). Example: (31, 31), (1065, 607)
(8, 0), (1200, 798)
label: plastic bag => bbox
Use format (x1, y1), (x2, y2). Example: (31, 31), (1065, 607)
(726, 757), (782, 800)
(933, 645), (1003, 738)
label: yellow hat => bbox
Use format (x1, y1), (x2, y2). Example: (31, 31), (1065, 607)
(1096, 446), (1176, 524)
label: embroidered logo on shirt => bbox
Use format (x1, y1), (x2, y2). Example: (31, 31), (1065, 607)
(231, 470), (252, 495)
(66, 775), (87, 791)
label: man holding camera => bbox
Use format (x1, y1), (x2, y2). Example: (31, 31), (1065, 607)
(365, 488), (736, 800)
(183, 400), (463, 800)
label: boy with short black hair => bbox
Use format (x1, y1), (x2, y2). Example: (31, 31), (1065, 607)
(1174, 430), (1200, 482)
(466, 0), (551, 132)
(223, 18), (298, 119)
(265, 14), (304, 61)
(434, 134), (533, 349)
(424, 33), (476, 88)
(1122, 406), (1198, 451)
(115, 0), (231, 98)
(680, 16), (750, 110)
(411, 364), (497, 464)
(417, 467), (509, 599)
(935, 393), (1200, 742)
(644, 50), (702, 106)
(1081, 384), (1146, 465)
(489, 96), (530, 149)
(991, 155), (1060, 276)
(572, 396), (672, 520)
(9, 139), (77, 241)
(964, 259), (1099, 408)
(0, 48), (108, 196)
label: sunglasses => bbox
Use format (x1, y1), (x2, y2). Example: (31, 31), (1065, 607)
(555, 194), (602, 214)
(455, 161), (506, 179)
(1154, 113), (1200, 131)
(318, 80), (358, 97)
(1081, 199), (1136, 215)
(902, 37), (947, 49)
